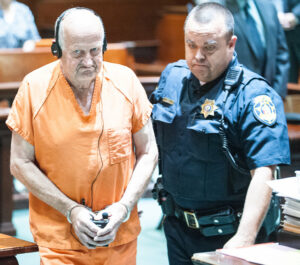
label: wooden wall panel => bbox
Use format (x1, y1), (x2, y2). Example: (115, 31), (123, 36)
(18, 0), (189, 42)
(156, 12), (186, 63)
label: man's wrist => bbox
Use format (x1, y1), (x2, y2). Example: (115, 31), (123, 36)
(66, 204), (85, 224)
(118, 202), (131, 222)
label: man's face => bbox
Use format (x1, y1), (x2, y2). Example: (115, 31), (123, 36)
(60, 20), (103, 87)
(185, 18), (236, 83)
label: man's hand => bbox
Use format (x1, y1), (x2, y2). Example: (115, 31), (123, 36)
(70, 206), (101, 249)
(93, 202), (128, 246)
(223, 233), (255, 249)
(278, 12), (298, 30)
(223, 166), (274, 249)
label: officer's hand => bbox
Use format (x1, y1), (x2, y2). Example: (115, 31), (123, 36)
(70, 206), (101, 249)
(93, 202), (128, 246)
(223, 233), (255, 249)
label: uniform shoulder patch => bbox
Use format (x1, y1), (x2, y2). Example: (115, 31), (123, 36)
(252, 95), (277, 126)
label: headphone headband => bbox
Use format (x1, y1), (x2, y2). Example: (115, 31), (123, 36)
(51, 7), (107, 58)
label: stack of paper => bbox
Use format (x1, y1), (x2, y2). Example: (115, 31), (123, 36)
(282, 197), (300, 234)
(267, 177), (300, 246)
(217, 243), (300, 265)
(267, 177), (300, 200)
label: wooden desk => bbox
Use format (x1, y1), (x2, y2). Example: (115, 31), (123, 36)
(191, 251), (256, 265)
(0, 233), (38, 265)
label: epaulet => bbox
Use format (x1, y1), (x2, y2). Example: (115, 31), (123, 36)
(150, 60), (190, 105)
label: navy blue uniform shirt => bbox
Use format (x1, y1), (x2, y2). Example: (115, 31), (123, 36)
(151, 56), (290, 210)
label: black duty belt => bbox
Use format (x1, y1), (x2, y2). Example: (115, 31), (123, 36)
(173, 204), (242, 237)
(152, 177), (242, 237)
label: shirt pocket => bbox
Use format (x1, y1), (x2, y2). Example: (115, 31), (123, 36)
(107, 127), (132, 164)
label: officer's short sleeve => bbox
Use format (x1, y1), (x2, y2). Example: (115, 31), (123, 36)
(150, 63), (173, 103)
(131, 72), (153, 134)
(6, 78), (34, 146)
(235, 79), (290, 169)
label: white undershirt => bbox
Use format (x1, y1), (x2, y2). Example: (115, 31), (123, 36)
(199, 80), (206, 86)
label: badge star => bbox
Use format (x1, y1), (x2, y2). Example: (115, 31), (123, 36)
(200, 99), (218, 118)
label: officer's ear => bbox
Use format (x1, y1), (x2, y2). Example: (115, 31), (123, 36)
(228, 35), (237, 50)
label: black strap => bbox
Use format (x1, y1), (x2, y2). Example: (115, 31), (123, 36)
(219, 66), (250, 175)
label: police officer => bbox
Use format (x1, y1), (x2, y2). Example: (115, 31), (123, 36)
(151, 3), (290, 265)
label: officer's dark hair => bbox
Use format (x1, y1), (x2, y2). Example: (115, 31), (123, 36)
(184, 3), (234, 42)
(51, 7), (107, 58)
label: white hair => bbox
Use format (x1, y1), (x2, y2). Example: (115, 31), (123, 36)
(55, 8), (105, 51)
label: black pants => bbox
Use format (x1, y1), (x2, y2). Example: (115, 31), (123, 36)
(163, 216), (276, 265)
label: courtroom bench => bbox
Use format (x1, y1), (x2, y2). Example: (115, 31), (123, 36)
(0, 47), (56, 82)
(0, 43), (135, 83)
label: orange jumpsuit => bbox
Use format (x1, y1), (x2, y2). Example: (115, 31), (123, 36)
(6, 61), (152, 264)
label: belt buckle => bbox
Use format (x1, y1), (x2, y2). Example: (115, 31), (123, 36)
(183, 210), (199, 229)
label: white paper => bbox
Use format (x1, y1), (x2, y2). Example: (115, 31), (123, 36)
(217, 243), (300, 265)
(267, 177), (300, 201)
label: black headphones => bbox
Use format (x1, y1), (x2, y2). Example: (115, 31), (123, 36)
(51, 7), (107, 58)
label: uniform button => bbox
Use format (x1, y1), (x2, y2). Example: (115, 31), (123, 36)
(218, 229), (223, 234)
(178, 152), (182, 156)
(213, 219), (219, 224)
(180, 131), (184, 136)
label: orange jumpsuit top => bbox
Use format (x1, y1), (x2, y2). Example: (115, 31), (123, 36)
(6, 61), (152, 250)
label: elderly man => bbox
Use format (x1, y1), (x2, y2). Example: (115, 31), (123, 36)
(7, 7), (158, 265)
(151, 3), (290, 265)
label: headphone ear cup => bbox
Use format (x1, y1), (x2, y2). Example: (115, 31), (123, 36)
(102, 37), (107, 54)
(51, 41), (62, 58)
